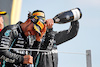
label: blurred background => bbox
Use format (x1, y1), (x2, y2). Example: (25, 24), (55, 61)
(0, 0), (100, 67)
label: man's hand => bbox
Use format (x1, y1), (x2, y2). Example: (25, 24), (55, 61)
(36, 24), (47, 41)
(23, 55), (33, 64)
(45, 19), (54, 29)
(35, 19), (54, 41)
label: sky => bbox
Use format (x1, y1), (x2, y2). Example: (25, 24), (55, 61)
(20, 0), (100, 67)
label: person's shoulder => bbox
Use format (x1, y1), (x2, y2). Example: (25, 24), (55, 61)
(4, 25), (15, 29)
(4, 21), (22, 30)
(1, 23), (18, 33)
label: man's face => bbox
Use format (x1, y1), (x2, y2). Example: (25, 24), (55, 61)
(24, 20), (37, 37)
(0, 15), (4, 29)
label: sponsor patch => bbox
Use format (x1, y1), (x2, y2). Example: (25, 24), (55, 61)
(4, 30), (11, 36)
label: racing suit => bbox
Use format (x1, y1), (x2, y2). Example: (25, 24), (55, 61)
(0, 21), (40, 67)
(33, 20), (79, 67)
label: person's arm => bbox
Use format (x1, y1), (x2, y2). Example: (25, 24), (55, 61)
(54, 20), (79, 45)
(32, 24), (47, 49)
(42, 28), (56, 50)
(31, 24), (47, 61)
(41, 19), (55, 50)
(0, 27), (24, 64)
(0, 26), (33, 64)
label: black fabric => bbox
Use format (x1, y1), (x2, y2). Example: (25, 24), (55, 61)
(0, 21), (36, 67)
(55, 20), (79, 45)
(34, 20), (79, 67)
(0, 20), (79, 67)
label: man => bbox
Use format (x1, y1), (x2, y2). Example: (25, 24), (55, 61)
(0, 14), (47, 67)
(0, 10), (7, 32)
(0, 10), (7, 67)
(30, 10), (79, 67)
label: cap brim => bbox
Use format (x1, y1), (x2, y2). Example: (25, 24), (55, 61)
(33, 24), (41, 36)
(0, 11), (7, 15)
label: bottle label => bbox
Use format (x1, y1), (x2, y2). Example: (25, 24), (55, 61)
(71, 9), (80, 21)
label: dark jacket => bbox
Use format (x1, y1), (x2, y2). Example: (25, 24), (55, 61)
(0, 22), (40, 67)
(34, 21), (79, 67)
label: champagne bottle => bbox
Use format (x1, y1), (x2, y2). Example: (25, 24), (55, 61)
(53, 8), (82, 24)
